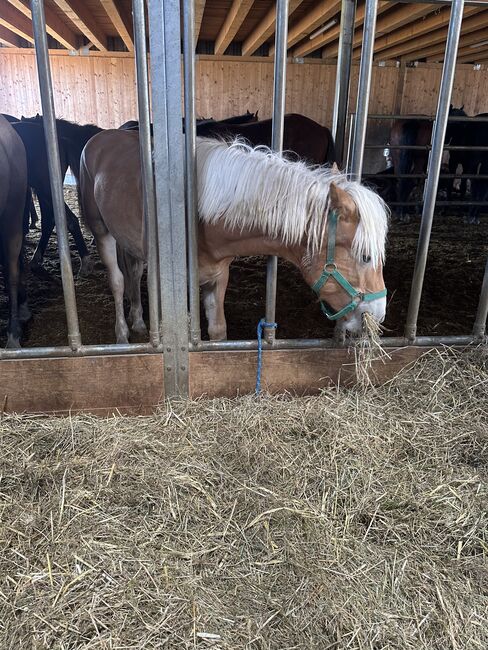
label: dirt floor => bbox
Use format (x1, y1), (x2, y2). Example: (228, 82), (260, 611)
(0, 187), (487, 347)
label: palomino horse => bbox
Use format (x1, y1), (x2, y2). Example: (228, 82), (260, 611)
(80, 130), (388, 344)
(0, 115), (30, 347)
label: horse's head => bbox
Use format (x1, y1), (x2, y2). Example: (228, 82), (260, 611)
(308, 177), (388, 337)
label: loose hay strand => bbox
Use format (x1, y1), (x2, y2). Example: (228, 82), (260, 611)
(354, 311), (391, 388)
(0, 348), (487, 649)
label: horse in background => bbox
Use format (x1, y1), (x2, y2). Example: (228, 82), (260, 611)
(0, 115), (30, 347)
(80, 130), (387, 344)
(118, 109), (260, 134)
(197, 113), (336, 165)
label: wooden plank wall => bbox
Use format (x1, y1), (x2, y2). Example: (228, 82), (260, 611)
(1, 51), (488, 128)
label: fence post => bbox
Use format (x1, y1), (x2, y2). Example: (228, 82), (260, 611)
(31, 0), (81, 351)
(404, 0), (464, 341)
(473, 258), (488, 340)
(148, 0), (189, 397)
(132, 0), (161, 349)
(332, 0), (357, 166)
(265, 0), (289, 344)
(349, 0), (378, 180)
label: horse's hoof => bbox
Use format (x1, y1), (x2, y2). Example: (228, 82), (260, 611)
(131, 320), (148, 336)
(78, 255), (95, 278)
(5, 335), (21, 349)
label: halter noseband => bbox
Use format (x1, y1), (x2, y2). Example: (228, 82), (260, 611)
(311, 209), (387, 321)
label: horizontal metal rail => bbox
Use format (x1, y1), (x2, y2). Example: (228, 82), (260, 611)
(367, 114), (488, 122)
(0, 342), (163, 361)
(366, 144), (488, 150)
(191, 335), (479, 351)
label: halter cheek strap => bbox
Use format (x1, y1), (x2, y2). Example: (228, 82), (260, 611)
(311, 209), (387, 321)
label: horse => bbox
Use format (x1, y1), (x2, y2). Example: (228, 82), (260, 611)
(80, 130), (388, 344)
(196, 113), (336, 165)
(14, 116), (102, 273)
(0, 115), (30, 347)
(118, 110), (259, 133)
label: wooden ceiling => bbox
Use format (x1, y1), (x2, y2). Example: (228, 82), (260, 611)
(0, 0), (488, 64)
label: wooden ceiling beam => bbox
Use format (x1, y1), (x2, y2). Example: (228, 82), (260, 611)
(456, 45), (488, 64)
(309, 2), (431, 59)
(424, 27), (488, 61)
(6, 0), (79, 49)
(0, 0), (34, 43)
(50, 0), (108, 51)
(0, 23), (20, 47)
(371, 8), (486, 60)
(195, 1), (206, 42)
(242, 0), (304, 57)
(273, 0), (340, 57)
(99, 0), (133, 51)
(214, 0), (253, 55)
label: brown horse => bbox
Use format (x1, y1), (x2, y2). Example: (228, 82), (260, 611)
(80, 130), (388, 344)
(0, 115), (30, 347)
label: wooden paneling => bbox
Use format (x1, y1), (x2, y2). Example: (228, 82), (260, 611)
(0, 354), (164, 415)
(1, 51), (488, 129)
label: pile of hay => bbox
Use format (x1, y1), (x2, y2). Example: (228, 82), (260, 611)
(1, 348), (487, 649)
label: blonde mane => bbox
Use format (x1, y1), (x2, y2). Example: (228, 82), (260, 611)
(196, 137), (389, 267)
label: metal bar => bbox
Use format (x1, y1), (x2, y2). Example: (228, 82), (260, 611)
(191, 334), (478, 352)
(367, 114), (488, 122)
(349, 0), (378, 179)
(473, 258), (488, 340)
(0, 342), (161, 361)
(346, 112), (356, 173)
(332, 0), (356, 165)
(405, 0), (465, 341)
(365, 144), (488, 150)
(265, 0), (289, 345)
(132, 0), (160, 348)
(148, 0), (189, 397)
(31, 0), (81, 351)
(183, 0), (201, 346)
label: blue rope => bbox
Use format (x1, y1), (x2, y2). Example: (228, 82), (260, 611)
(255, 318), (277, 395)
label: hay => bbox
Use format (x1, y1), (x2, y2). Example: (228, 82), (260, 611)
(1, 348), (487, 649)
(354, 312), (392, 389)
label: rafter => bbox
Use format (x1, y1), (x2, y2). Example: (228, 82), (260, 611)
(424, 28), (488, 61)
(298, 2), (431, 58)
(6, 0), (79, 49)
(50, 0), (108, 51)
(242, 0), (304, 57)
(0, 0), (34, 43)
(99, 0), (133, 51)
(376, 9), (488, 60)
(215, 0), (253, 55)
(195, 1), (206, 42)
(456, 45), (488, 64)
(0, 23), (19, 47)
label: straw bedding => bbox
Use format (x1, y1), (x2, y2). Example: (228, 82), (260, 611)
(1, 348), (487, 649)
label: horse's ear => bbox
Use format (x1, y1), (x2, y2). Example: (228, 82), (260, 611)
(331, 162), (340, 174)
(255, 110), (259, 119)
(461, 104), (465, 110)
(329, 182), (349, 209)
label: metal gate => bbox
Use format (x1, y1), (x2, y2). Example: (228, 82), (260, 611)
(1, 0), (487, 399)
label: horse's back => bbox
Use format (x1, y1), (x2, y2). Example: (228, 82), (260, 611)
(0, 115), (27, 221)
(81, 129), (145, 258)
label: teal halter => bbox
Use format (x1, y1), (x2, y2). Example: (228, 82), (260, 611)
(311, 209), (387, 321)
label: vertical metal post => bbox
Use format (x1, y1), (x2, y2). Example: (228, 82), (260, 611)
(148, 0), (189, 396)
(404, 0), (464, 341)
(349, 0), (378, 179)
(31, 0), (81, 350)
(473, 258), (488, 340)
(132, 0), (160, 348)
(183, 0), (201, 345)
(265, 0), (289, 344)
(332, 0), (357, 166)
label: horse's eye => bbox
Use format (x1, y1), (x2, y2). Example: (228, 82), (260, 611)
(362, 255), (371, 264)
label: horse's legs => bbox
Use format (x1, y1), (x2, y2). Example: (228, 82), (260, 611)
(3, 235), (23, 348)
(31, 193), (54, 269)
(29, 189), (38, 230)
(118, 247), (146, 335)
(96, 233), (130, 344)
(65, 205), (92, 276)
(201, 262), (230, 341)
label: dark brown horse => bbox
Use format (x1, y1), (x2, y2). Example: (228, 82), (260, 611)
(0, 115), (30, 347)
(196, 113), (336, 165)
(118, 109), (260, 134)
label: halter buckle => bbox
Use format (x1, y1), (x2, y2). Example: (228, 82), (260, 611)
(324, 262), (337, 273)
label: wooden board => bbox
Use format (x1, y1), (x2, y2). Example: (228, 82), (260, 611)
(189, 346), (429, 398)
(0, 354), (164, 416)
